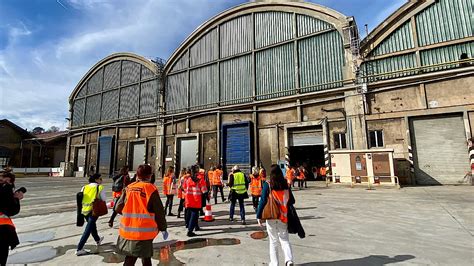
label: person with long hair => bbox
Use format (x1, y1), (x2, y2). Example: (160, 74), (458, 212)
(108, 165), (130, 227)
(257, 164), (295, 266)
(163, 167), (176, 216)
(176, 168), (187, 218)
(183, 165), (208, 237)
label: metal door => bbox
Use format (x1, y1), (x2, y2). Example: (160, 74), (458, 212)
(177, 137), (198, 171)
(350, 153), (367, 177)
(222, 122), (252, 174)
(289, 130), (323, 146)
(98, 136), (114, 176)
(76, 147), (86, 171)
(372, 153), (391, 176)
(410, 115), (468, 185)
(131, 142), (146, 171)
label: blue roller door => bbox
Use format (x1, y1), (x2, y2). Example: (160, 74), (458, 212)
(222, 122), (252, 174)
(98, 136), (114, 176)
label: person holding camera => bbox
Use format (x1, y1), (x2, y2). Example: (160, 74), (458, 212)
(0, 171), (25, 266)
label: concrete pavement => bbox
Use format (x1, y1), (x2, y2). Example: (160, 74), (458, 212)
(6, 177), (474, 265)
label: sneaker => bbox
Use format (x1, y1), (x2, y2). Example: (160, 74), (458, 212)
(96, 236), (104, 246)
(108, 221), (113, 228)
(187, 232), (197, 237)
(168, 213), (176, 216)
(229, 218), (234, 222)
(195, 226), (201, 231)
(75, 249), (88, 256)
(241, 220), (246, 225)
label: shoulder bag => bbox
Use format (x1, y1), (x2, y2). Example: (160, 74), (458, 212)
(92, 185), (108, 217)
(261, 183), (280, 220)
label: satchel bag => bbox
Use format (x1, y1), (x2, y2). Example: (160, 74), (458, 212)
(261, 185), (280, 220)
(92, 186), (108, 217)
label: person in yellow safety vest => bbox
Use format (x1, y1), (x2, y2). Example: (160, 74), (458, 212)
(249, 167), (263, 210)
(0, 171), (24, 266)
(212, 164), (225, 204)
(163, 166), (176, 216)
(76, 173), (107, 256)
(115, 164), (168, 266)
(228, 165), (249, 225)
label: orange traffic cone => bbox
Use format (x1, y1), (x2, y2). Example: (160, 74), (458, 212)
(107, 200), (115, 209)
(203, 202), (214, 222)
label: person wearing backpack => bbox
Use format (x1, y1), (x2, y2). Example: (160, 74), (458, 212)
(108, 166), (130, 227)
(257, 164), (295, 266)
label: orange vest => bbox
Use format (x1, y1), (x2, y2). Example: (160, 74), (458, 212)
(250, 174), (262, 196)
(272, 189), (289, 223)
(163, 175), (175, 195)
(0, 212), (14, 228)
(119, 181), (159, 240)
(207, 170), (214, 185)
(286, 169), (294, 184)
(184, 177), (208, 209)
(213, 169), (223, 186)
(297, 169), (305, 180)
(320, 167), (327, 176)
(177, 175), (187, 199)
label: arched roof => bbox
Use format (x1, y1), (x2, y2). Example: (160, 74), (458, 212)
(165, 1), (352, 73)
(69, 52), (158, 103)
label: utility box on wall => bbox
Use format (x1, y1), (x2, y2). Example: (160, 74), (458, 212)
(329, 149), (396, 184)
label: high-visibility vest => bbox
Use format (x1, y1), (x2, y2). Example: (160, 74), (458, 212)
(286, 169), (294, 184)
(184, 177), (207, 209)
(297, 169), (305, 180)
(0, 212), (14, 228)
(119, 181), (159, 241)
(232, 172), (247, 194)
(163, 175), (175, 196)
(272, 189), (289, 223)
(177, 175), (187, 199)
(82, 184), (104, 215)
(249, 174), (262, 196)
(213, 169), (223, 186)
(320, 167), (327, 176)
(208, 170), (214, 185)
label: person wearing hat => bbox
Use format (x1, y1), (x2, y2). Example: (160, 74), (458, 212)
(76, 173), (106, 256)
(228, 165), (249, 225)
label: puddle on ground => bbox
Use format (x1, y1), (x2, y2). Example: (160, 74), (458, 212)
(250, 231), (268, 240)
(10, 238), (240, 265)
(18, 231), (55, 243)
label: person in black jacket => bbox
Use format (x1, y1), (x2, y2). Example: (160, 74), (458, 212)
(0, 171), (24, 266)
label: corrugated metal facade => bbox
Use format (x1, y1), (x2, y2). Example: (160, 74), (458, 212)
(256, 43), (295, 100)
(190, 64), (219, 110)
(299, 31), (344, 92)
(297, 14), (333, 37)
(170, 51), (189, 73)
(71, 59), (159, 127)
(190, 28), (219, 67)
(421, 41), (474, 67)
(362, 53), (417, 80)
(220, 15), (253, 58)
(416, 0), (473, 47)
(220, 55), (253, 105)
(370, 21), (414, 56)
(165, 11), (345, 113)
(255, 12), (294, 49)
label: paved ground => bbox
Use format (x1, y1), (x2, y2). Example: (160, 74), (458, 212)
(6, 177), (474, 265)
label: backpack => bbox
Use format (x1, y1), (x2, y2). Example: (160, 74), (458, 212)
(112, 175), (125, 192)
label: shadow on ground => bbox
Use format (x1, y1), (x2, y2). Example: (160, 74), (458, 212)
(299, 255), (415, 266)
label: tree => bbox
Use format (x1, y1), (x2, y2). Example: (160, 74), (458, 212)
(46, 126), (60, 133)
(31, 127), (45, 134)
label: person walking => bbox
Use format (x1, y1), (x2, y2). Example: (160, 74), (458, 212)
(285, 165), (295, 188)
(183, 165), (208, 237)
(163, 167), (176, 216)
(212, 164), (225, 204)
(319, 166), (327, 182)
(177, 168), (187, 218)
(0, 171), (24, 266)
(76, 174), (106, 256)
(249, 167), (263, 211)
(115, 164), (168, 266)
(109, 166), (131, 227)
(228, 165), (249, 225)
(257, 164), (295, 266)
(297, 166), (305, 190)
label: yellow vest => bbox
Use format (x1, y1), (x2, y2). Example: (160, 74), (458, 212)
(82, 184), (104, 215)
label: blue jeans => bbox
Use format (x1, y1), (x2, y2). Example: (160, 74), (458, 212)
(230, 197), (245, 221)
(77, 214), (100, 250)
(187, 208), (200, 233)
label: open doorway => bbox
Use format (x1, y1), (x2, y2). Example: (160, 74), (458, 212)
(288, 126), (325, 180)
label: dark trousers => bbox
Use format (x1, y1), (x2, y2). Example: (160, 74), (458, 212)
(165, 195), (174, 214)
(123, 256), (151, 266)
(212, 185), (225, 204)
(0, 241), (8, 266)
(297, 180), (304, 188)
(252, 196), (260, 210)
(108, 196), (120, 224)
(187, 208), (200, 233)
(77, 214), (100, 250)
(230, 197), (245, 221)
(178, 198), (185, 213)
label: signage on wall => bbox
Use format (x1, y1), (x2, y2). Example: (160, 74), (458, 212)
(165, 157), (172, 162)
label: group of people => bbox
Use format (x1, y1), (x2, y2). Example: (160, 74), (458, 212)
(0, 161), (298, 266)
(285, 164), (327, 189)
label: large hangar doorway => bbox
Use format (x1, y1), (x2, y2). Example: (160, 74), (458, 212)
(410, 114), (468, 185)
(130, 142), (145, 171)
(176, 136), (199, 171)
(288, 126), (325, 180)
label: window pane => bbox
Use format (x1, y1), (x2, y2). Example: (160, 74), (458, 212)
(334, 133), (341, 149)
(341, 133), (347, 148)
(369, 131), (376, 148)
(377, 131), (384, 147)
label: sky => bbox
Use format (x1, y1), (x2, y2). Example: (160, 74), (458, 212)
(0, 0), (406, 131)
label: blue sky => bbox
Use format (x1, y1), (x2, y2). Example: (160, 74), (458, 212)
(0, 0), (406, 130)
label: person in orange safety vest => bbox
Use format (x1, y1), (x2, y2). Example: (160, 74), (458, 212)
(163, 166), (176, 216)
(184, 165), (208, 237)
(176, 168), (188, 219)
(212, 164), (225, 204)
(249, 167), (263, 210)
(285, 165), (295, 188)
(116, 164), (168, 266)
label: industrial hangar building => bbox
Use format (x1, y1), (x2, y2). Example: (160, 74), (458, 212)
(66, 0), (473, 185)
